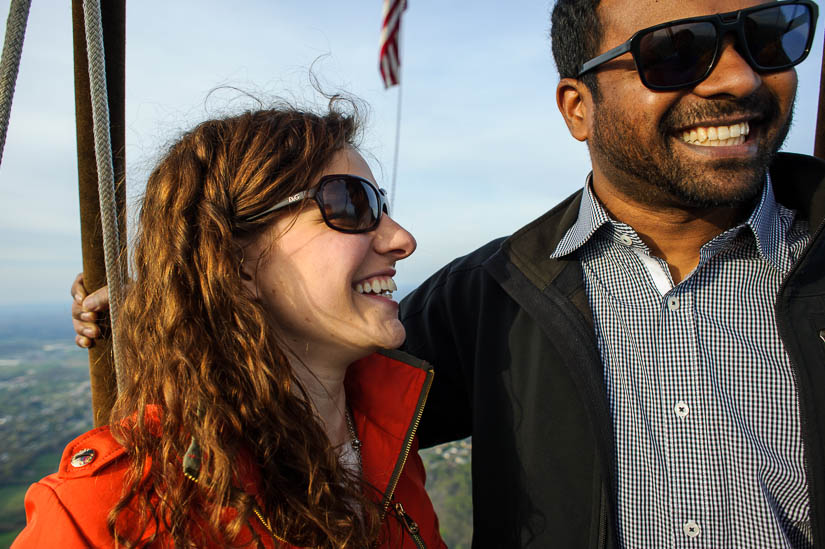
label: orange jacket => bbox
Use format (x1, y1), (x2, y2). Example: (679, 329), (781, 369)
(13, 349), (446, 548)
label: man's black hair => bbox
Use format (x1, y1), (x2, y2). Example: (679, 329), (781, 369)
(550, 0), (604, 98)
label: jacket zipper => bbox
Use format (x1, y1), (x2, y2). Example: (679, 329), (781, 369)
(394, 502), (427, 548)
(598, 487), (607, 549)
(599, 490), (608, 549)
(252, 507), (288, 545)
(776, 214), (825, 547)
(184, 458), (286, 545)
(380, 367), (434, 519)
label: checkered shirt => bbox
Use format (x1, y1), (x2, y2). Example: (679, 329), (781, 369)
(550, 175), (813, 548)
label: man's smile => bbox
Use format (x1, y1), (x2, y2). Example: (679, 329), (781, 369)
(679, 121), (750, 147)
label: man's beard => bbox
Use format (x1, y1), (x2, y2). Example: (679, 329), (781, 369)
(589, 87), (793, 209)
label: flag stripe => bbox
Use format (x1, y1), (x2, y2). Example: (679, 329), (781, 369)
(379, 0), (406, 88)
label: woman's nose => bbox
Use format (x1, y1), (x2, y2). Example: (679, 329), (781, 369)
(373, 214), (416, 259)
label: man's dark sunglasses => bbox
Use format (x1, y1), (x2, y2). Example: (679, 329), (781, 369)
(577, 0), (818, 91)
(244, 174), (390, 234)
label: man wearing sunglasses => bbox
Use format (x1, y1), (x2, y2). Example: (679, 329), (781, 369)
(401, 0), (825, 547)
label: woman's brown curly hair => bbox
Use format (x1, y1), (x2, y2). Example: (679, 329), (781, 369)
(107, 100), (383, 547)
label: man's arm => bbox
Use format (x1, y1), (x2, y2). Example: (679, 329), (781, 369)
(400, 239), (506, 448)
(400, 267), (473, 448)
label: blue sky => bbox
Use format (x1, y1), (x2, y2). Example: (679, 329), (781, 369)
(0, 1), (823, 305)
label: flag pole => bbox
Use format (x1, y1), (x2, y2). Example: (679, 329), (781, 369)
(389, 30), (403, 210)
(379, 0), (407, 208)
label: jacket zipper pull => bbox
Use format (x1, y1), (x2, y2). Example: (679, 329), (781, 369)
(395, 502), (420, 535)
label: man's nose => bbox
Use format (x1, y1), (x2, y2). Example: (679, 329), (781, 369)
(692, 37), (762, 98)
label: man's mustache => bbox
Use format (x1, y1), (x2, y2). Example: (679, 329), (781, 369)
(661, 88), (780, 132)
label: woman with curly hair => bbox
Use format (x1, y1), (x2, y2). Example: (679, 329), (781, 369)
(13, 102), (445, 548)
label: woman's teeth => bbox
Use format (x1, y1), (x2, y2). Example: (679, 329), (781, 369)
(680, 121), (749, 147)
(355, 277), (398, 297)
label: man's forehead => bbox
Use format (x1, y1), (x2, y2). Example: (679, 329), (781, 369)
(599, 0), (769, 40)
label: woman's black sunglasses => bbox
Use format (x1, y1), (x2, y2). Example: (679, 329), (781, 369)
(244, 174), (390, 234)
(577, 0), (818, 91)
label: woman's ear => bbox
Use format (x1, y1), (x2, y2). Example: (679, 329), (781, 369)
(238, 258), (260, 299)
(235, 242), (257, 292)
(556, 77), (593, 143)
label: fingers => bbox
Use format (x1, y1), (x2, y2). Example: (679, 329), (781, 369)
(71, 297), (90, 324)
(71, 273), (111, 312)
(71, 273), (110, 349)
(73, 314), (101, 338)
(71, 272), (87, 303)
(83, 285), (110, 313)
(73, 311), (101, 349)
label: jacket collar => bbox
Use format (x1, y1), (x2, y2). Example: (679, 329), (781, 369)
(770, 152), (825, 231)
(345, 349), (433, 513)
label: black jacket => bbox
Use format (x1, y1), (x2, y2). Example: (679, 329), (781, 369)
(400, 152), (825, 548)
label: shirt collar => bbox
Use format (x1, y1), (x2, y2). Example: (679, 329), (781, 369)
(550, 173), (789, 271)
(706, 173), (788, 272)
(549, 174), (611, 259)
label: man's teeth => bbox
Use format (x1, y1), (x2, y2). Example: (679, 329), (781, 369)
(355, 277), (398, 297)
(680, 121), (749, 147)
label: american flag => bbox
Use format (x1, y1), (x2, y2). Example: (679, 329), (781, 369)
(379, 0), (407, 88)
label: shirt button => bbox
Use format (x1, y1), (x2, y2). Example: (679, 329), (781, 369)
(684, 521), (701, 538)
(674, 401), (690, 418)
(619, 235), (633, 246)
(667, 296), (680, 311)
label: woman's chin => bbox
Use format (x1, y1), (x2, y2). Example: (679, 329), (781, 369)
(369, 323), (406, 354)
(386, 322), (407, 349)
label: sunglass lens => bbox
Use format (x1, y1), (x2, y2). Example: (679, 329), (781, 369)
(745, 3), (811, 69)
(639, 21), (718, 88)
(320, 177), (380, 232)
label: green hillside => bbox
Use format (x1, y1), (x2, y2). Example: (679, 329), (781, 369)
(0, 340), (91, 547)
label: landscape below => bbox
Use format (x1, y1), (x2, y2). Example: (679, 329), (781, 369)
(0, 305), (471, 548)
